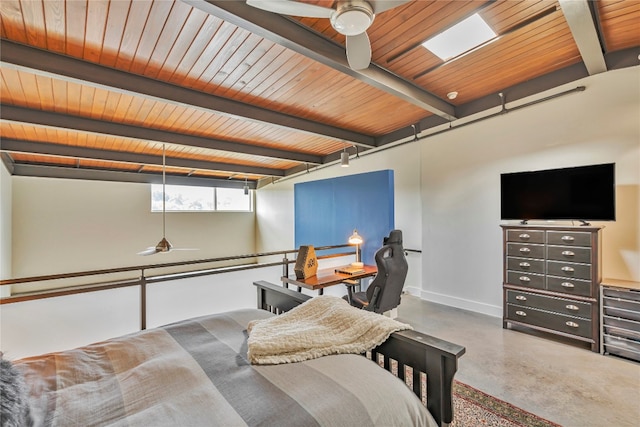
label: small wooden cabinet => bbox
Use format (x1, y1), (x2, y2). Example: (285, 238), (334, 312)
(601, 279), (640, 362)
(501, 225), (602, 352)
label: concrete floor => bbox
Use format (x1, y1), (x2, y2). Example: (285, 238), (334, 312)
(396, 295), (640, 427)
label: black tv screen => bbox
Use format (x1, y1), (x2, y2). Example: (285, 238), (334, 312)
(501, 163), (615, 221)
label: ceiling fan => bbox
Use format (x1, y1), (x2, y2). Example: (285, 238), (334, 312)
(137, 145), (197, 256)
(246, 0), (410, 70)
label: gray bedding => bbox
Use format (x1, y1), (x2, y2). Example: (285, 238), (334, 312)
(13, 308), (436, 427)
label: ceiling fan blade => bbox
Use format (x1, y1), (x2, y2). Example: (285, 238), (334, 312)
(137, 247), (159, 256)
(370, 0), (411, 14)
(246, 0), (333, 18)
(346, 32), (372, 70)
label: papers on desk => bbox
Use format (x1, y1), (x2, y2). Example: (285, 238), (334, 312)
(335, 266), (366, 276)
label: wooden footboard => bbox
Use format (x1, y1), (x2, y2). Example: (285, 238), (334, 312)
(254, 281), (466, 427)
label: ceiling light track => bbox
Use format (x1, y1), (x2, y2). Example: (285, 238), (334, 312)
(266, 85), (586, 186)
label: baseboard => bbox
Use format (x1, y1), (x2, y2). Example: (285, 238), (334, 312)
(404, 286), (502, 318)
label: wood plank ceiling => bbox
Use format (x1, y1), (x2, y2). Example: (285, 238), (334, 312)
(0, 0), (638, 189)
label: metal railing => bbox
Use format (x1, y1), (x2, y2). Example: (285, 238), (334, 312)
(0, 245), (354, 329)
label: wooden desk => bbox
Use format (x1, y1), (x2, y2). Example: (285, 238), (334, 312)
(281, 265), (377, 293)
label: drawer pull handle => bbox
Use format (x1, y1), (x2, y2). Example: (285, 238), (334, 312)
(561, 235), (575, 242)
(565, 321), (579, 328)
(561, 266), (575, 272)
(515, 295), (527, 301)
(519, 233), (530, 240)
(519, 247), (531, 253)
(566, 304), (579, 311)
(519, 262), (531, 268)
(519, 276), (531, 282)
(561, 282), (575, 288)
(561, 250), (575, 257)
(516, 311), (527, 317)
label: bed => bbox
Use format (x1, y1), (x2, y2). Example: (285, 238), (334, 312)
(1, 280), (465, 427)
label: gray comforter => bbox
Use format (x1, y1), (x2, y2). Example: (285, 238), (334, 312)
(14, 308), (436, 427)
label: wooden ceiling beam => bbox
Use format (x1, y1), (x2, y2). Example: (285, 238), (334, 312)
(0, 153), (15, 174)
(184, 0), (457, 121)
(0, 139), (285, 177)
(0, 41), (375, 148)
(558, 0), (607, 75)
(1, 105), (322, 165)
(10, 163), (256, 189)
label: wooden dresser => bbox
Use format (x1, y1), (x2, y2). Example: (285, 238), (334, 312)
(501, 225), (602, 352)
(601, 278), (640, 362)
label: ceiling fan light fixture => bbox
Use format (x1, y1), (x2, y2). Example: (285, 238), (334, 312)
(331, 1), (374, 36)
(155, 237), (172, 253)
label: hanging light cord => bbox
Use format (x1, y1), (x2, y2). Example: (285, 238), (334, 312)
(162, 144), (166, 239)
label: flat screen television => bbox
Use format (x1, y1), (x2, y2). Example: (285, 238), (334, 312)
(501, 163), (615, 223)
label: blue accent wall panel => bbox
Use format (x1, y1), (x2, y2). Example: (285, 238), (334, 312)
(294, 170), (394, 265)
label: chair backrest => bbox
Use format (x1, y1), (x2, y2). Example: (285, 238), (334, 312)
(365, 230), (408, 313)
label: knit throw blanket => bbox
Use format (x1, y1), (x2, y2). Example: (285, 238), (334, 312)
(247, 296), (412, 365)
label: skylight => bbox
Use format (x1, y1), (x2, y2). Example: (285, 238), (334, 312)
(422, 13), (496, 60)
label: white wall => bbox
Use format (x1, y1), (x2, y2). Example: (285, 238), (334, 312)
(420, 66), (640, 316)
(0, 163), (12, 296)
(11, 177), (256, 287)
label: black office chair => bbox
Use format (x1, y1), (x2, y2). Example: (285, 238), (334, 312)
(345, 230), (408, 313)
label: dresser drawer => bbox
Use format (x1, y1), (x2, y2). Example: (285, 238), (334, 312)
(546, 231), (592, 247)
(507, 257), (545, 274)
(507, 229), (545, 244)
(603, 297), (640, 316)
(603, 315), (640, 333)
(506, 243), (545, 259)
(604, 342), (640, 362)
(547, 261), (592, 281)
(506, 305), (592, 338)
(546, 276), (592, 297)
(603, 287), (640, 302)
(547, 245), (591, 264)
(604, 335), (640, 354)
(507, 290), (592, 318)
(604, 323), (640, 341)
(506, 271), (545, 289)
(603, 296), (640, 311)
(603, 306), (640, 322)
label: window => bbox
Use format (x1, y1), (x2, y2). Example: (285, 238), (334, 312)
(216, 187), (251, 211)
(151, 184), (252, 212)
(422, 13), (496, 60)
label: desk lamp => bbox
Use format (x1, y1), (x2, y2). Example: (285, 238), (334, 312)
(348, 229), (364, 268)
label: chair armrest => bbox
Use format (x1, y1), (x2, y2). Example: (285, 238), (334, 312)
(342, 279), (360, 287)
